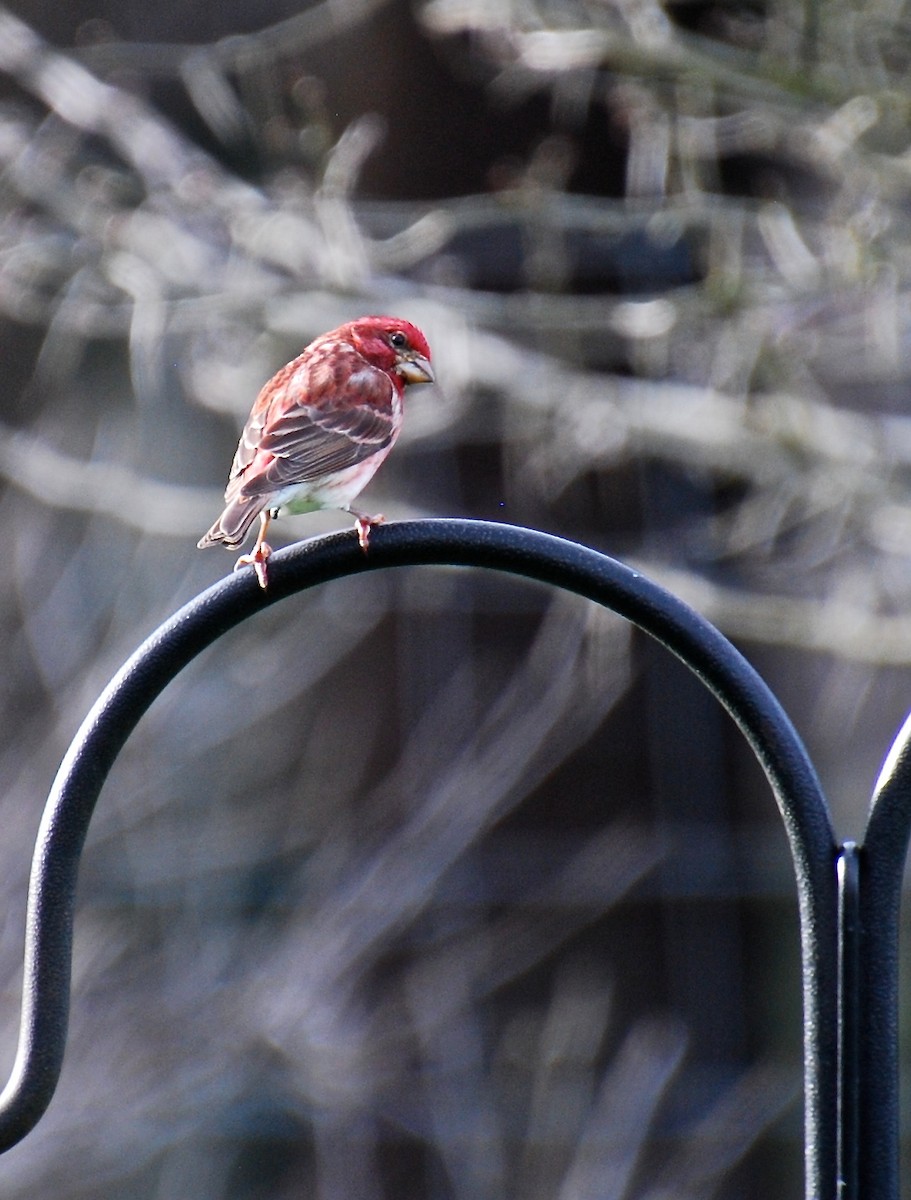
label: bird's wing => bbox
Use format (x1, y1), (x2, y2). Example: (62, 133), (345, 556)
(228, 341), (398, 502)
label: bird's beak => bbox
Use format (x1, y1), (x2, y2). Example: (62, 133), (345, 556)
(396, 353), (435, 385)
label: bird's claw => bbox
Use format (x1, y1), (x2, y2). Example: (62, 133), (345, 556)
(355, 514), (384, 552)
(235, 541), (272, 589)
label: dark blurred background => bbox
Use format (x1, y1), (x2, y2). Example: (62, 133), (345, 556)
(0, 0), (909, 1196)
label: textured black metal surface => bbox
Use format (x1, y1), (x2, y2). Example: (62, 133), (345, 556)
(836, 842), (860, 1199)
(856, 713), (911, 1200)
(0, 518), (884, 1200)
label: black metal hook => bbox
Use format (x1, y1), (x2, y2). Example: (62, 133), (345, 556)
(0, 520), (843, 1194)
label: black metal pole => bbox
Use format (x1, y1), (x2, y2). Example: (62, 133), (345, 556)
(836, 841), (860, 1199)
(0, 519), (838, 1198)
(856, 712), (911, 1200)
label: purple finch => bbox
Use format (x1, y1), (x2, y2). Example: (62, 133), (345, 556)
(198, 316), (434, 587)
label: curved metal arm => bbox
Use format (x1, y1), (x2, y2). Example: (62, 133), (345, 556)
(0, 519), (837, 1196)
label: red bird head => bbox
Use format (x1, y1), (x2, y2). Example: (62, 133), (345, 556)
(344, 317), (435, 390)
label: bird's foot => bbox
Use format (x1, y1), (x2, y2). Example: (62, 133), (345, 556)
(354, 513), (384, 552)
(234, 541), (272, 589)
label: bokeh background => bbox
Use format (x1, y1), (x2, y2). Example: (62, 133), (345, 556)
(0, 0), (909, 1195)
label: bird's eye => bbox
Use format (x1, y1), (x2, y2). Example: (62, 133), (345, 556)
(389, 331), (408, 349)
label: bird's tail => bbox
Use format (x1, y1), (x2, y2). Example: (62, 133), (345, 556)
(197, 494), (264, 550)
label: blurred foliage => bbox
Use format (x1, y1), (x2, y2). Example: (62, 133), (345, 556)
(0, 0), (908, 1196)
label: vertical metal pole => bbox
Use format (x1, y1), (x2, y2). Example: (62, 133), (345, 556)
(836, 842), (859, 1200)
(856, 712), (911, 1200)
